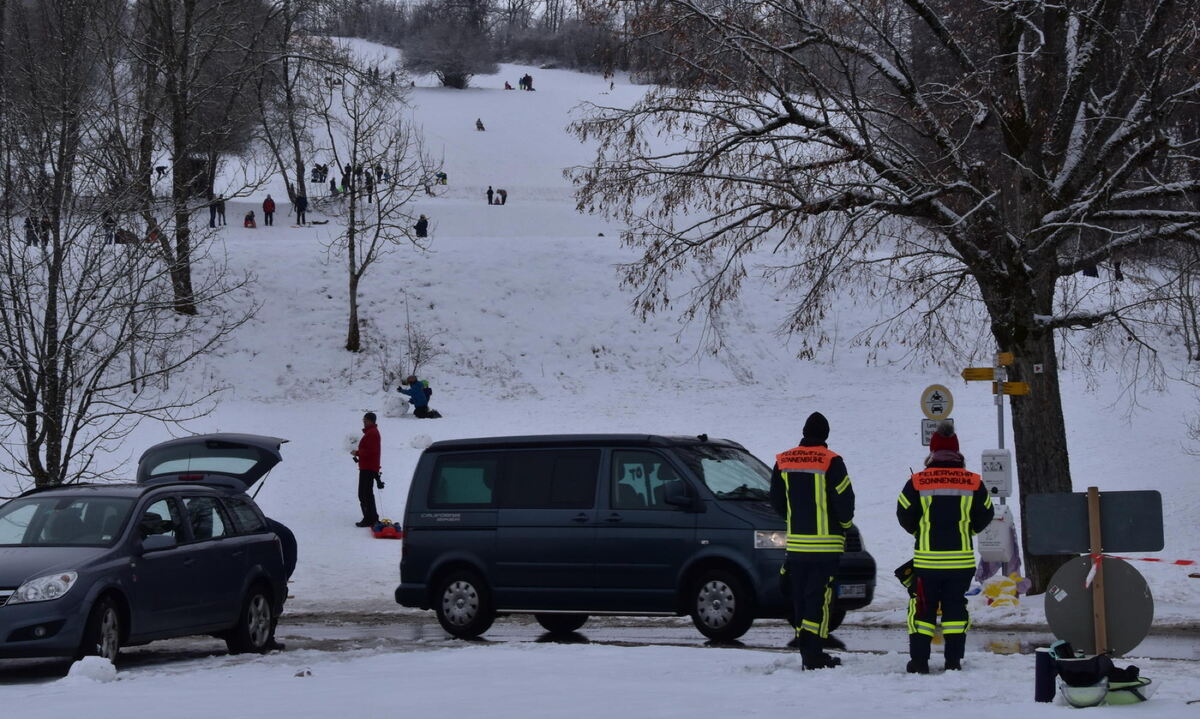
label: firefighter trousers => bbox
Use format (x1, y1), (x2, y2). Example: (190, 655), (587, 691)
(907, 567), (973, 662)
(784, 554), (839, 639)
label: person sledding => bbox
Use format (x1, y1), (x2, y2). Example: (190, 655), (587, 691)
(397, 375), (441, 418)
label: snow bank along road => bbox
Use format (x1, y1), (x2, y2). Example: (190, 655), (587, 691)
(3, 617), (1199, 718)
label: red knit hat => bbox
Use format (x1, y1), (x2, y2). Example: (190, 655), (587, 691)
(929, 428), (959, 453)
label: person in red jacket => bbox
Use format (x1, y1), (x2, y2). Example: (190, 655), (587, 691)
(263, 194), (276, 226)
(350, 412), (382, 527)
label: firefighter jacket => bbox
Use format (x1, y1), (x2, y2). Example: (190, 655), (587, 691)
(769, 442), (855, 556)
(896, 463), (994, 570)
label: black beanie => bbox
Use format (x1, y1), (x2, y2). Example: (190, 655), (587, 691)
(802, 412), (830, 442)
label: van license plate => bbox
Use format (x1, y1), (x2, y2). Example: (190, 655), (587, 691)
(837, 584), (866, 599)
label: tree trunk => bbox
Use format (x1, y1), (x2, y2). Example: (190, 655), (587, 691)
(1005, 324), (1075, 594)
(346, 272), (361, 352)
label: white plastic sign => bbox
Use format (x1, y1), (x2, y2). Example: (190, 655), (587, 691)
(921, 418), (954, 446)
(977, 504), (1014, 563)
(980, 448), (1012, 498)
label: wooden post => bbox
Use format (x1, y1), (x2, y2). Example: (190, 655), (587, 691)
(1087, 486), (1108, 655)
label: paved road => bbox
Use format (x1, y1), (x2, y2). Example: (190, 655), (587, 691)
(2, 613), (1196, 682)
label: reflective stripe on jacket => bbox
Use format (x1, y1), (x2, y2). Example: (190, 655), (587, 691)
(897, 466), (994, 570)
(769, 445), (854, 556)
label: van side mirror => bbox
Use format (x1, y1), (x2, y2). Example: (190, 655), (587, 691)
(663, 481), (701, 511)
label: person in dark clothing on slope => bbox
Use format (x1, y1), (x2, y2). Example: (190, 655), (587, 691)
(769, 411), (854, 669)
(351, 412), (383, 527)
(295, 193), (308, 225)
(897, 422), (994, 674)
(263, 195), (276, 226)
(208, 197), (219, 228)
(215, 196), (226, 225)
(414, 214), (428, 238)
(487, 185), (494, 205)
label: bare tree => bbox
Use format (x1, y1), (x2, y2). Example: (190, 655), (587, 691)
(404, 0), (499, 88)
(315, 60), (436, 352)
(0, 0), (249, 487)
(572, 0), (1200, 591)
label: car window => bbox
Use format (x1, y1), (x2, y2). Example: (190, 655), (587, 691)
(182, 496), (232, 540)
(0, 502), (38, 545)
(611, 450), (682, 509)
(499, 451), (599, 509)
(139, 498), (182, 547)
(430, 454), (500, 507)
(0, 496), (135, 547)
(145, 447), (261, 478)
(223, 496), (267, 533)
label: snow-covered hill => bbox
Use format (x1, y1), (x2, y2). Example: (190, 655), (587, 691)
(7, 39), (1199, 627)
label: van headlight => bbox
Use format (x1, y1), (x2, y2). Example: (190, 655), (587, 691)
(754, 530), (787, 549)
(9, 572), (78, 604)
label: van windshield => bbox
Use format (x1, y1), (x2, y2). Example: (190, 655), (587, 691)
(0, 496), (134, 547)
(674, 445), (772, 500)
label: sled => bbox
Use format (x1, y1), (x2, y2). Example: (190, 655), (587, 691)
(371, 519), (404, 539)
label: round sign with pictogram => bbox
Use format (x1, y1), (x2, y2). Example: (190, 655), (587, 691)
(920, 384), (954, 420)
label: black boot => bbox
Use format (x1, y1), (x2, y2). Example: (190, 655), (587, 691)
(908, 633), (931, 674)
(944, 634), (965, 671)
(800, 632), (841, 669)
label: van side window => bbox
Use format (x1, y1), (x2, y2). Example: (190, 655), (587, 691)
(181, 496), (232, 540)
(500, 451), (599, 509)
(430, 455), (500, 506)
(612, 451), (683, 509)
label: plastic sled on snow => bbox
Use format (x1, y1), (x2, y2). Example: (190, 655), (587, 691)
(372, 519), (404, 539)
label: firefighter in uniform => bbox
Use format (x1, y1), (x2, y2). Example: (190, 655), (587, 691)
(769, 411), (854, 669)
(896, 423), (994, 673)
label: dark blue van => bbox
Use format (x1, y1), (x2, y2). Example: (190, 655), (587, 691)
(395, 434), (875, 641)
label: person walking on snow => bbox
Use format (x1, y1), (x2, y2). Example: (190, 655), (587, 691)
(414, 214), (428, 238)
(263, 195), (276, 226)
(496, 188), (508, 205)
(351, 412), (383, 527)
(769, 412), (854, 669)
(215, 196), (226, 225)
(487, 186), (494, 205)
(476, 118), (485, 131)
(897, 422), (994, 674)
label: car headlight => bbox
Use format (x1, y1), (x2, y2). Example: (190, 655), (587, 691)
(8, 572), (78, 604)
(754, 530), (787, 549)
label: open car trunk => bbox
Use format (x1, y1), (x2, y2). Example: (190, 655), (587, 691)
(137, 434), (288, 491)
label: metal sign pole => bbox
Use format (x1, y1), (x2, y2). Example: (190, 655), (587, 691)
(995, 353), (1006, 506)
(1087, 486), (1109, 655)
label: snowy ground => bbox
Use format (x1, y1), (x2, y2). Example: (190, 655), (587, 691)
(2, 39), (1199, 710)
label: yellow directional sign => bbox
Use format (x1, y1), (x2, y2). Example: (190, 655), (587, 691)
(996, 352), (1015, 366)
(961, 367), (995, 381)
(992, 381), (1030, 396)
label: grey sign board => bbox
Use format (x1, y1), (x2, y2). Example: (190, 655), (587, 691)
(1026, 490), (1163, 555)
(1044, 556), (1154, 656)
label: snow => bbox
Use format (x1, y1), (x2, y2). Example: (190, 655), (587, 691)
(2, 37), (1199, 712)
(60, 657), (118, 684)
(15, 644), (1200, 718)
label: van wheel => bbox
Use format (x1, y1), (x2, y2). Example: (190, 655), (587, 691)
(435, 570), (495, 639)
(690, 569), (755, 642)
(534, 613), (588, 634)
(226, 585), (276, 654)
(79, 596), (122, 663)
(827, 607), (846, 632)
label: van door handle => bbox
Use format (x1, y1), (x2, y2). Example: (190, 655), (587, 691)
(604, 513), (623, 523)
(570, 513), (590, 523)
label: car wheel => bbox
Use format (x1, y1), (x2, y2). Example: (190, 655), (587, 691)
(435, 570), (495, 639)
(827, 607), (846, 633)
(690, 569), (755, 642)
(534, 613), (588, 634)
(79, 596), (122, 664)
(226, 585), (276, 654)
